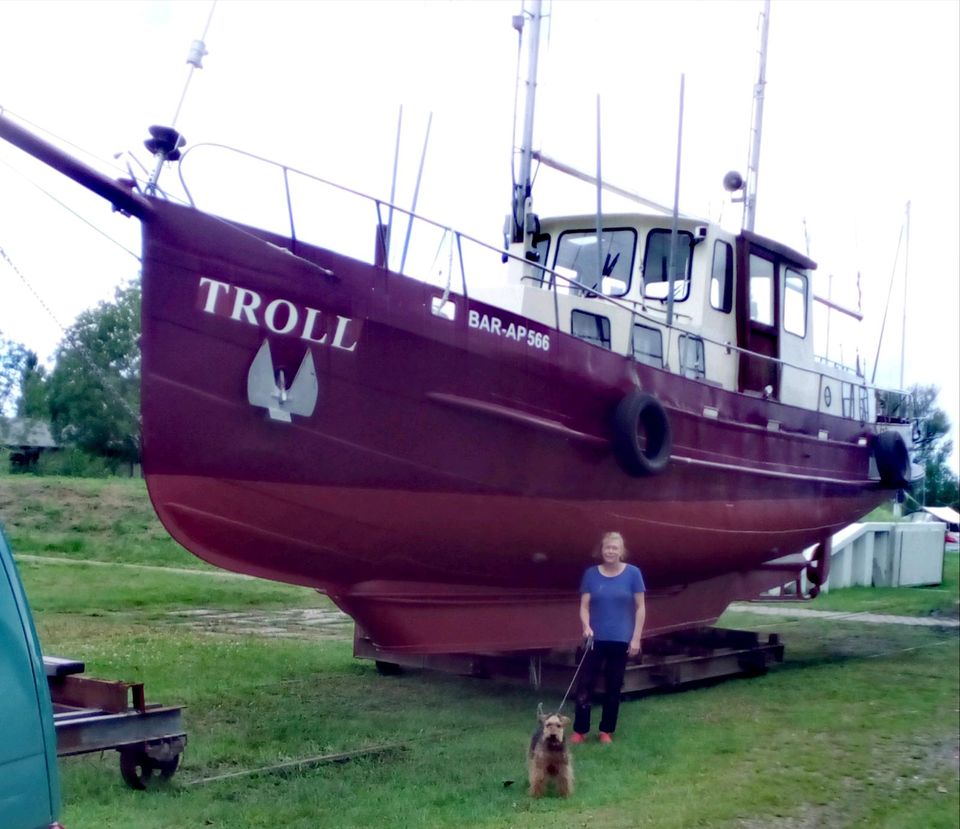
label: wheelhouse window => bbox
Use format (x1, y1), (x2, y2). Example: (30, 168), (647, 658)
(554, 228), (635, 297)
(783, 268), (807, 337)
(840, 383), (867, 421)
(842, 382), (855, 418)
(710, 240), (734, 313)
(748, 254), (774, 325)
(528, 233), (552, 286)
(643, 229), (693, 301)
(632, 324), (663, 368)
(678, 334), (706, 380)
(571, 310), (612, 349)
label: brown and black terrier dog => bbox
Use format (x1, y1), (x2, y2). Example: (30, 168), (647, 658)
(528, 712), (574, 798)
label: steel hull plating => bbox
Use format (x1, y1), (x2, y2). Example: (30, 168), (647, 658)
(137, 200), (887, 652)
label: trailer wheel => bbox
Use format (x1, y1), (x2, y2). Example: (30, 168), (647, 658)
(155, 753), (181, 779)
(119, 748), (155, 790)
(119, 747), (179, 789)
(612, 391), (672, 475)
(375, 660), (403, 676)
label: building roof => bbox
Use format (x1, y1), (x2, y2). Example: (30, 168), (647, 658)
(921, 506), (960, 526)
(0, 418), (58, 449)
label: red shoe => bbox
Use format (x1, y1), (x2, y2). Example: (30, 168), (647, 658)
(571, 732), (586, 745)
(598, 732), (613, 744)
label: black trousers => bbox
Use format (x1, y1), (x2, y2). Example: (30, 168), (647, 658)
(573, 640), (629, 735)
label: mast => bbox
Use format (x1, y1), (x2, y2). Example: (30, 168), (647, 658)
(510, 0), (544, 248)
(743, 0), (770, 232)
(666, 74), (686, 329)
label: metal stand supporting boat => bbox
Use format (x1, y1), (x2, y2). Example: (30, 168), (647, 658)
(354, 626), (783, 694)
(44, 656), (187, 789)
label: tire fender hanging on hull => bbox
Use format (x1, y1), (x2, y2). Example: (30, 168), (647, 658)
(611, 391), (672, 476)
(873, 430), (910, 490)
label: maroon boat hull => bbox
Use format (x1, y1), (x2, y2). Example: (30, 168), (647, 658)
(136, 200), (887, 652)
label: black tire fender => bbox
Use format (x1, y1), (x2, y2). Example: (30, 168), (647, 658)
(611, 391), (672, 476)
(874, 430), (910, 489)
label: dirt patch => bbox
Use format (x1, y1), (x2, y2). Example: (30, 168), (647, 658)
(736, 806), (839, 829)
(910, 735), (960, 780)
(732, 604), (960, 628)
(167, 607), (354, 639)
(735, 738), (960, 829)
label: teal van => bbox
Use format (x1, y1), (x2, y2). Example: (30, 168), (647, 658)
(0, 524), (64, 829)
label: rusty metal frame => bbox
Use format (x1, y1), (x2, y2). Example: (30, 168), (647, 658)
(354, 625), (783, 695)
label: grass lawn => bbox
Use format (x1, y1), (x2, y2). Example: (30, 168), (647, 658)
(1, 476), (957, 828)
(804, 552), (959, 617)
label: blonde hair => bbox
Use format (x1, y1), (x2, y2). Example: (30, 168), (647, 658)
(594, 531), (627, 560)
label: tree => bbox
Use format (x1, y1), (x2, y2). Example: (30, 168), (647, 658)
(46, 280), (141, 467)
(16, 350), (50, 419)
(909, 383), (959, 510)
(0, 335), (28, 418)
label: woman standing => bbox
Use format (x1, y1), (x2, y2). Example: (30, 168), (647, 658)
(572, 531), (646, 745)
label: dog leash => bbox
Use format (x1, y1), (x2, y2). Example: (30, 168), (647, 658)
(553, 635), (594, 715)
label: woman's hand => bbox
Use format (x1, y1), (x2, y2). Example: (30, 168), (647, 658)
(579, 594), (592, 641)
(628, 637), (641, 658)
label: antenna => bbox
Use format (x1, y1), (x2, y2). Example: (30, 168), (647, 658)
(400, 113), (433, 274)
(870, 206), (908, 385)
(386, 105), (403, 267)
(144, 1), (218, 196)
(595, 94), (603, 293)
(900, 200), (910, 390)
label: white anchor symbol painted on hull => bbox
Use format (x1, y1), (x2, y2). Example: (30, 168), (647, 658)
(246, 339), (318, 422)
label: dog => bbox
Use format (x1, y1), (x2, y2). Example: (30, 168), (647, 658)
(528, 712), (574, 797)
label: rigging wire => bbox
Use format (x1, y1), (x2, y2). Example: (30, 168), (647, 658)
(870, 219), (905, 385)
(0, 243), (141, 433)
(0, 245), (70, 337)
(146, 0), (218, 196)
(0, 158), (141, 263)
(0, 105), (129, 179)
(0, 104), (168, 199)
(0, 146), (142, 432)
(170, 0), (218, 129)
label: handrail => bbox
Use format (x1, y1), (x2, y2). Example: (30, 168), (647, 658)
(178, 142), (511, 260)
(176, 142), (907, 416)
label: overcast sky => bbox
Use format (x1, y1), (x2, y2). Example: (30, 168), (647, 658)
(1, 0), (957, 471)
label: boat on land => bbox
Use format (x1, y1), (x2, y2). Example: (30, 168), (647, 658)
(0, 2), (918, 654)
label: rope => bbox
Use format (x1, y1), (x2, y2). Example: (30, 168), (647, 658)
(547, 635), (593, 715)
(185, 740), (404, 786)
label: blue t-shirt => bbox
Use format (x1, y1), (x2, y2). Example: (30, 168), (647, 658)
(580, 564), (646, 643)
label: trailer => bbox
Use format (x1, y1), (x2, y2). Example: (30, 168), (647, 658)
(44, 656), (187, 789)
(354, 626), (784, 694)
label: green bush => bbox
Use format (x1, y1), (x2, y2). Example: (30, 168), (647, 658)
(32, 448), (112, 478)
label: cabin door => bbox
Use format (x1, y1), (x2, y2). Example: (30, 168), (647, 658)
(735, 239), (780, 397)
